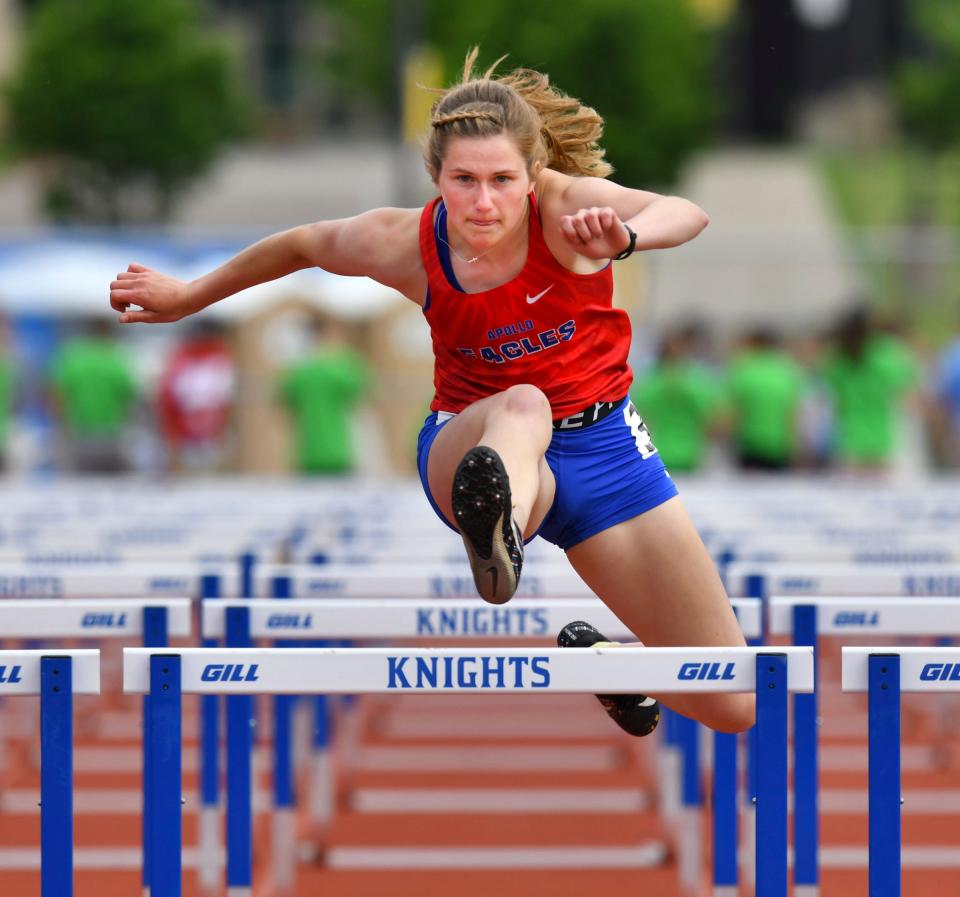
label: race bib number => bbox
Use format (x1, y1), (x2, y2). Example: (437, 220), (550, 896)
(624, 402), (657, 459)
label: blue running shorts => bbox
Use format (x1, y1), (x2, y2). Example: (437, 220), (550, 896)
(416, 397), (678, 551)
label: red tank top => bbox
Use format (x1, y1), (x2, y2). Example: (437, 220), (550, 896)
(420, 194), (633, 418)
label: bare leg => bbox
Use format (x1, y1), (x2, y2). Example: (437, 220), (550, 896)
(565, 496), (755, 733)
(427, 384), (556, 537)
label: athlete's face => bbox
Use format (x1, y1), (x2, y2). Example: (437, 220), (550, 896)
(436, 135), (538, 249)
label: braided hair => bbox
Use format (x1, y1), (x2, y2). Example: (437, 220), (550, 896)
(424, 47), (612, 181)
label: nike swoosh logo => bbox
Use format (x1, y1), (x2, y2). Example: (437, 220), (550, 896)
(526, 285), (553, 304)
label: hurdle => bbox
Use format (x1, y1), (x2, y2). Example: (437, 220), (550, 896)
(124, 643), (813, 897)
(767, 596), (960, 896)
(841, 645), (960, 897)
(200, 596), (762, 894)
(0, 649), (100, 897)
(0, 598), (191, 896)
(251, 562), (596, 599)
(726, 563), (960, 607)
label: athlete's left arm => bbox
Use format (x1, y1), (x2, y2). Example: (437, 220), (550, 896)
(550, 175), (709, 259)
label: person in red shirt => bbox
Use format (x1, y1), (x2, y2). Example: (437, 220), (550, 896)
(158, 320), (236, 472)
(109, 50), (752, 737)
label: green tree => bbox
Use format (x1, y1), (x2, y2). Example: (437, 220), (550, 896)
(888, 0), (960, 328)
(897, 0), (960, 154)
(318, 0), (716, 188)
(5, 0), (249, 224)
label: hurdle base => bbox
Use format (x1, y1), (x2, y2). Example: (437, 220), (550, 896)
(227, 889), (253, 897)
(712, 887), (738, 897)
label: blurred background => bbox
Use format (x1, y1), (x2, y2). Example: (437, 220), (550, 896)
(0, 0), (958, 481)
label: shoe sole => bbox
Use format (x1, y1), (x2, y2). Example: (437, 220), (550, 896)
(452, 446), (520, 604)
(558, 621), (659, 737)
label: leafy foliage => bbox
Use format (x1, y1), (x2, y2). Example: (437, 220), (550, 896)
(897, 0), (960, 151)
(318, 0), (717, 188)
(5, 0), (249, 223)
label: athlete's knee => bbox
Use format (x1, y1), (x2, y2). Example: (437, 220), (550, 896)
(499, 383), (551, 421)
(703, 693), (755, 734)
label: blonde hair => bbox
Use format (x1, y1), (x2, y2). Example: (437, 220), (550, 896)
(425, 47), (612, 181)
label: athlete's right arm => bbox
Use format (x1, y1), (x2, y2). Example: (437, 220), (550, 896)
(110, 207), (424, 324)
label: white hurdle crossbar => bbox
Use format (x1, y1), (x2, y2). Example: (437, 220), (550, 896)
(842, 646), (960, 897)
(0, 649), (100, 897)
(124, 644), (812, 897)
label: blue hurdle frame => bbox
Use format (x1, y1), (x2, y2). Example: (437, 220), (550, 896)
(867, 654), (901, 897)
(745, 572), (819, 896)
(40, 655), (75, 897)
(143, 648), (796, 897)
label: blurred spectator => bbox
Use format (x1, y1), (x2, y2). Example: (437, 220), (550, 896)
(158, 320), (236, 473)
(794, 332), (835, 470)
(0, 318), (13, 472)
(631, 326), (722, 473)
(727, 328), (807, 471)
(931, 335), (960, 467)
(279, 318), (370, 475)
(51, 319), (136, 473)
(820, 306), (919, 470)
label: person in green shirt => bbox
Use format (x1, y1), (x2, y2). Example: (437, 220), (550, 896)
(727, 329), (807, 471)
(631, 326), (722, 473)
(51, 319), (136, 473)
(820, 307), (918, 469)
(279, 318), (370, 475)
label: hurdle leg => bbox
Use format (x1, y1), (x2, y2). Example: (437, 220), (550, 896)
(755, 653), (788, 897)
(658, 707), (682, 827)
(40, 656), (73, 897)
(711, 730), (738, 897)
(198, 696), (221, 893)
(226, 607), (254, 897)
(272, 693), (297, 893)
(868, 654), (901, 897)
(199, 574), (222, 893)
(675, 713), (704, 895)
(149, 655), (182, 897)
(307, 694), (333, 847)
(742, 636), (763, 890)
(271, 573), (298, 889)
(142, 606), (169, 897)
(792, 604), (819, 897)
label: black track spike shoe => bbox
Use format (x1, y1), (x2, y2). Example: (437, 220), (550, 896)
(557, 621), (660, 737)
(451, 446), (523, 604)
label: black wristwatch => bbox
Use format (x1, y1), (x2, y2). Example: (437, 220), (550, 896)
(612, 223), (637, 261)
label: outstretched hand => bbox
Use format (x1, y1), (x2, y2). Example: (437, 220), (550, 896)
(109, 263), (196, 324)
(558, 207), (632, 260)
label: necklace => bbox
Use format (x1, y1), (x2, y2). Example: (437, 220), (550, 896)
(434, 207), (497, 264)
